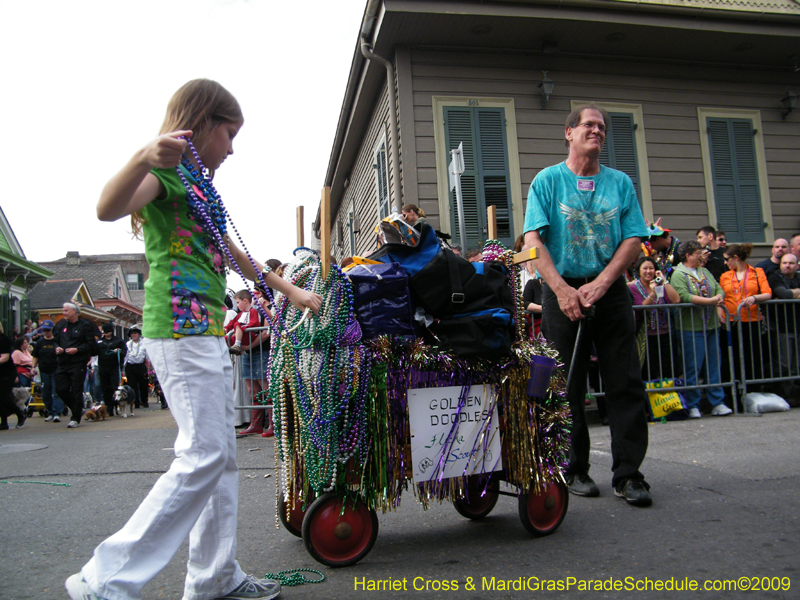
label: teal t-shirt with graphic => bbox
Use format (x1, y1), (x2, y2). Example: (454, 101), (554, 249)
(523, 162), (647, 279)
(140, 168), (227, 339)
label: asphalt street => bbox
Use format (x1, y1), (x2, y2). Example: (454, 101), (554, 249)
(1, 404), (798, 600)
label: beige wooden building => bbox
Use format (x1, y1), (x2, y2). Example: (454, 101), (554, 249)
(316, 0), (800, 261)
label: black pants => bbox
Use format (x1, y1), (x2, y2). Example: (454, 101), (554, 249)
(55, 363), (87, 424)
(125, 362), (149, 407)
(0, 374), (25, 426)
(98, 365), (120, 415)
(542, 277), (649, 488)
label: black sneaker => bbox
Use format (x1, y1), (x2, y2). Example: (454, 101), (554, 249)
(566, 473), (600, 497)
(614, 479), (652, 507)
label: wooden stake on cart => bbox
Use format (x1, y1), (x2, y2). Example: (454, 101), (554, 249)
(296, 206), (304, 248)
(320, 187), (331, 279)
(487, 205), (497, 240)
(484, 204), (539, 263)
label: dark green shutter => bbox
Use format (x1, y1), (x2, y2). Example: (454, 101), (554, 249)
(598, 112), (641, 204)
(444, 106), (514, 249)
(707, 118), (764, 243)
(0, 294), (8, 336)
(374, 141), (390, 220)
(20, 297), (30, 324)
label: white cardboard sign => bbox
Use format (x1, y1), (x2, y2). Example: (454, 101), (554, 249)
(407, 384), (502, 482)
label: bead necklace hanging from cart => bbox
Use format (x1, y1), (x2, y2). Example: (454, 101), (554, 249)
(481, 239), (527, 340)
(267, 254), (373, 493)
(172, 139), (374, 494)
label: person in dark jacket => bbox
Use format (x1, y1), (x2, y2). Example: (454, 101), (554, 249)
(96, 322), (127, 416)
(0, 321), (26, 430)
(31, 319), (64, 422)
(766, 253), (800, 398)
(53, 303), (100, 428)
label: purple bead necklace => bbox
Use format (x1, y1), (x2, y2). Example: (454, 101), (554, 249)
(174, 138), (288, 330)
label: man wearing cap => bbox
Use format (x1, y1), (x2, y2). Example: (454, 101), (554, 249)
(97, 323), (127, 416)
(53, 303), (100, 428)
(125, 326), (149, 409)
(31, 319), (64, 422)
(642, 222), (680, 279)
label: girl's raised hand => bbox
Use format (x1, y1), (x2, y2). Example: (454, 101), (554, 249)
(144, 130), (193, 169)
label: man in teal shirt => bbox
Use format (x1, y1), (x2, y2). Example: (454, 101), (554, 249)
(523, 103), (652, 507)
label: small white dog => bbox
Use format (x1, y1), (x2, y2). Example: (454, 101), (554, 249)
(113, 385), (136, 418)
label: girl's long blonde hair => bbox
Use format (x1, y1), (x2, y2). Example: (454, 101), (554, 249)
(131, 79), (243, 238)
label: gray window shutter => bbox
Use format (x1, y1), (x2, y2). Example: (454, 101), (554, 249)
(707, 118), (764, 243)
(598, 112), (641, 204)
(444, 107), (514, 250)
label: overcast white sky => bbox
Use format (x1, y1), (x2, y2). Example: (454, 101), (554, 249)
(1, 0), (365, 285)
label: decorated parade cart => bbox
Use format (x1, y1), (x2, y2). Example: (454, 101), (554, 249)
(263, 205), (571, 568)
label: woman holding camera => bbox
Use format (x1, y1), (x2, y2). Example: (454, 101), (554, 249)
(629, 256), (680, 381)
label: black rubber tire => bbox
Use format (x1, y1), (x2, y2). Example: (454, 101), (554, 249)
(453, 475), (500, 520)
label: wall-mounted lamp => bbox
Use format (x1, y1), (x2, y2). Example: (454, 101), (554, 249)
(781, 90), (798, 120)
(538, 71), (554, 109)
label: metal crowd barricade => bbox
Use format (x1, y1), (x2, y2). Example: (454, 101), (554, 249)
(589, 303), (739, 413)
(231, 325), (272, 412)
(736, 298), (800, 399)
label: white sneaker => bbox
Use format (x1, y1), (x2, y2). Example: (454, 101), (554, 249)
(65, 573), (108, 600)
(216, 574), (281, 600)
(688, 407), (702, 419)
(52, 416), (61, 423)
(45, 415), (54, 422)
(67, 421), (79, 428)
(711, 403), (733, 416)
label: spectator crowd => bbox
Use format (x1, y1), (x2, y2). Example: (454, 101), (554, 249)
(519, 225), (800, 419)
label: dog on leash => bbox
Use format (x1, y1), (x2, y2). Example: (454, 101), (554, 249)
(84, 403), (108, 421)
(12, 386), (30, 412)
(114, 384), (136, 418)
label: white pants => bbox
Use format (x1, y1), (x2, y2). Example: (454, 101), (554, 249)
(82, 336), (245, 600)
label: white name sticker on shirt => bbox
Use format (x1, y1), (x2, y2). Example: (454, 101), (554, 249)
(577, 180), (595, 192)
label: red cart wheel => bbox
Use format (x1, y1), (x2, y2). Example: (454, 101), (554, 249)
(518, 480), (568, 536)
(301, 492), (379, 567)
(278, 493), (312, 538)
(453, 475), (500, 520)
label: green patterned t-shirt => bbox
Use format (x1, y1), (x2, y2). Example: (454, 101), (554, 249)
(140, 168), (227, 339)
